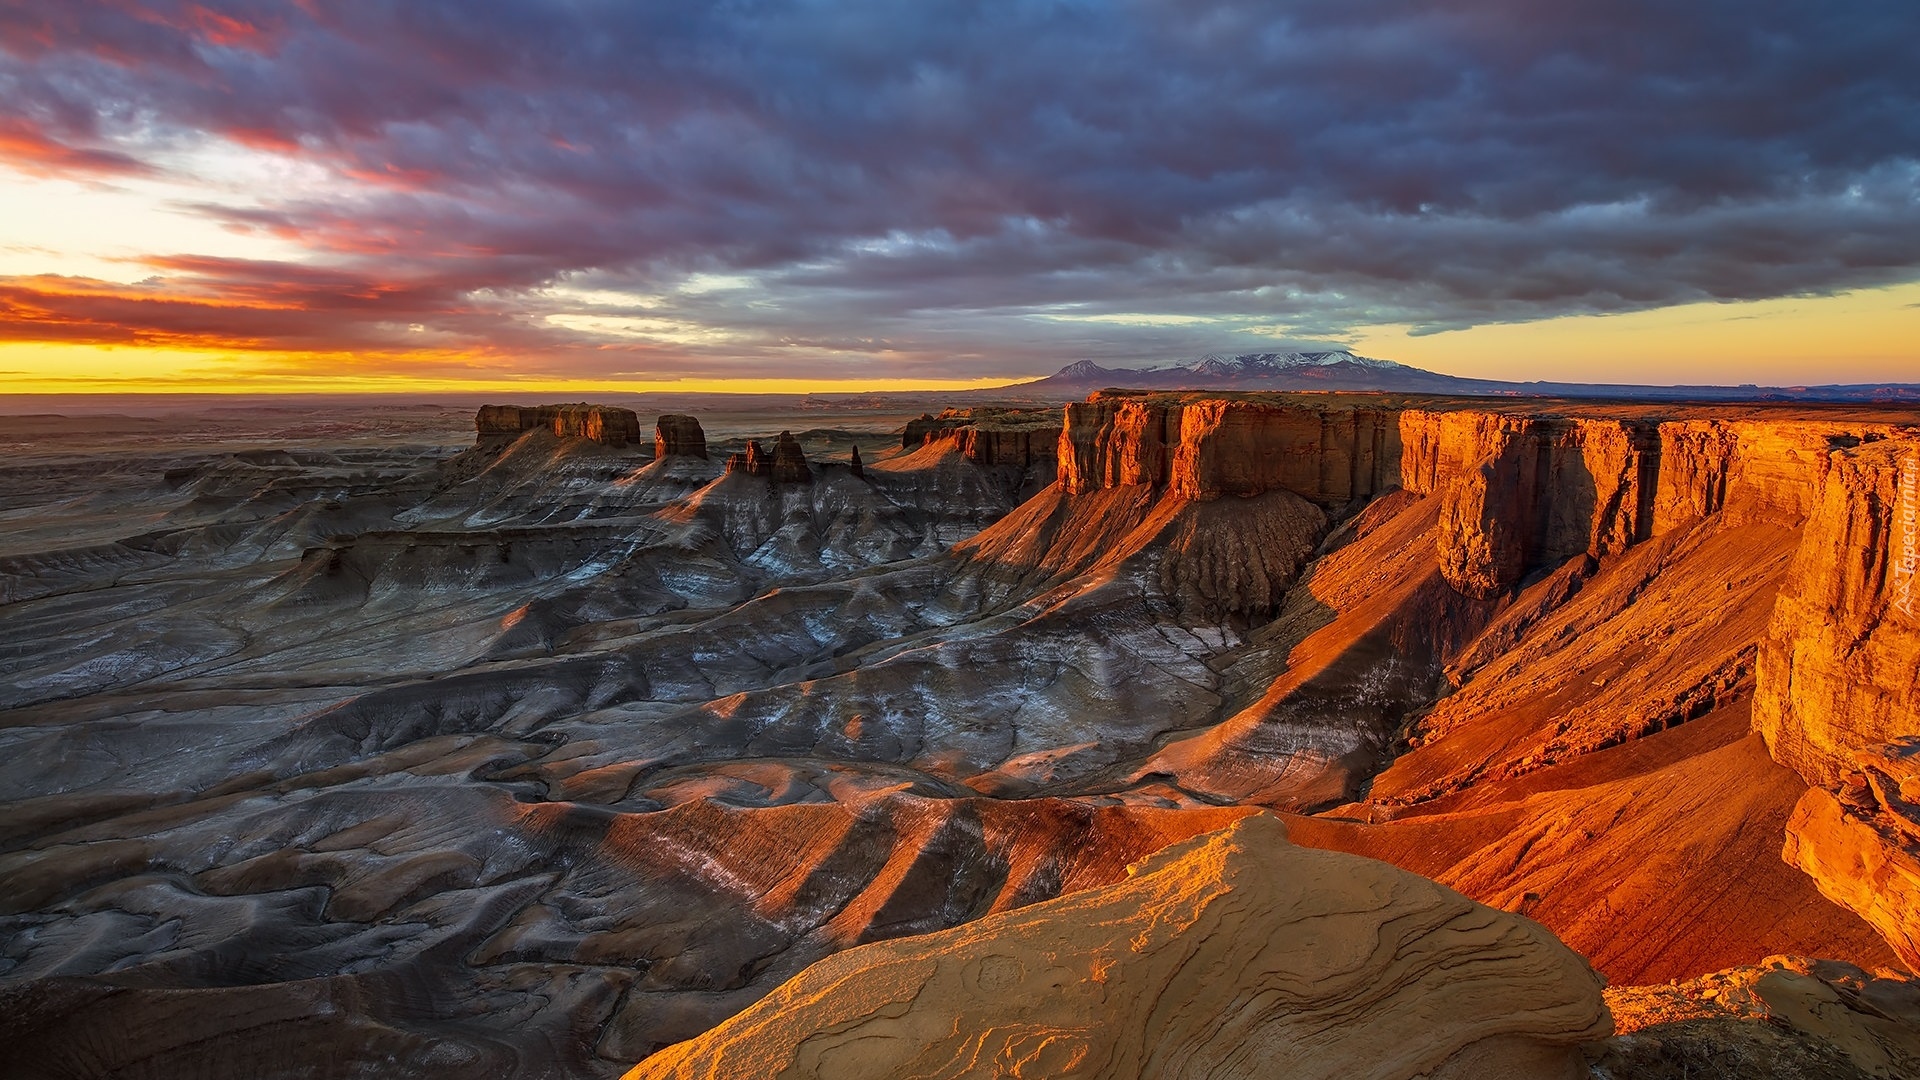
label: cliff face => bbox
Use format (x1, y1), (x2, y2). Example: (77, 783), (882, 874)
(1756, 436), (1920, 785)
(475, 403), (644, 447)
(1057, 397), (1908, 602)
(1057, 394), (1400, 505)
(1754, 435), (1920, 969)
(1400, 413), (1659, 598)
(654, 414), (708, 459)
(903, 407), (1061, 479)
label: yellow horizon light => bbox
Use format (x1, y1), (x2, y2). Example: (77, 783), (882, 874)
(0, 343), (1023, 396)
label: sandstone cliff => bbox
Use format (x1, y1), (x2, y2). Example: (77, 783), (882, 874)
(475, 403), (644, 447)
(1399, 412), (1658, 598)
(654, 414), (708, 459)
(625, 815), (1610, 1080)
(1754, 434), (1920, 970)
(1053, 393), (1920, 977)
(901, 408), (1057, 463)
(724, 431), (812, 484)
(1058, 393), (1400, 505)
(903, 407), (1060, 498)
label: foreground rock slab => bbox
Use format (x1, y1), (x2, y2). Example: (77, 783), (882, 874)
(1599, 955), (1920, 1079)
(625, 814), (1610, 1080)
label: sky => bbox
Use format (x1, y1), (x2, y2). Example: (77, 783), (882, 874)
(2, 1), (1918, 394)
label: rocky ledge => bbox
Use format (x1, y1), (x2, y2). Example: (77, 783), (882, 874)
(475, 403), (645, 448)
(626, 815), (1610, 1080)
(902, 406), (1061, 470)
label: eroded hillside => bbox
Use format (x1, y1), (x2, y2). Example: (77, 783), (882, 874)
(1, 394), (1915, 1078)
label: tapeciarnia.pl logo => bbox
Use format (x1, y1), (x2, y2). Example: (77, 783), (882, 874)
(1896, 454), (1918, 619)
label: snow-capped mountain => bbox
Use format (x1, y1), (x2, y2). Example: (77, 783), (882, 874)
(1005, 350), (1920, 402)
(1023, 350), (1475, 393)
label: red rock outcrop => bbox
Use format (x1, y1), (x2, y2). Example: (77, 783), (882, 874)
(653, 414), (708, 459)
(1783, 783), (1920, 972)
(1399, 410), (1909, 600)
(475, 403), (644, 447)
(1600, 955), (1920, 1078)
(1058, 394), (1400, 505)
(1650, 420), (1847, 532)
(1753, 434), (1920, 970)
(1400, 413), (1659, 598)
(724, 431), (812, 484)
(626, 816), (1610, 1080)
(903, 407), (1061, 475)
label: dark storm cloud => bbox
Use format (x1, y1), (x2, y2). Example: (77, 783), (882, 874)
(2, 0), (1917, 378)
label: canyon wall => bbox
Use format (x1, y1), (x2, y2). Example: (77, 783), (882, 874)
(1057, 394), (1401, 505)
(904, 407), (1061, 473)
(1397, 414), (1866, 598)
(476, 403), (644, 448)
(1399, 413), (1659, 598)
(1755, 435), (1920, 969)
(1061, 394), (1909, 604)
(1059, 395), (1903, 604)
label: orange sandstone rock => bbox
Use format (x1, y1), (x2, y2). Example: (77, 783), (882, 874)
(475, 402), (644, 447)
(1754, 434), (1920, 972)
(653, 414), (708, 459)
(1058, 394), (1399, 505)
(624, 815), (1610, 1080)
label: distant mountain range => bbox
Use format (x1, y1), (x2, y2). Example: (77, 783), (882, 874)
(1012, 350), (1920, 402)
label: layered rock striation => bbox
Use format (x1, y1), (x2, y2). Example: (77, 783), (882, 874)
(1755, 434), (1920, 970)
(476, 403), (644, 447)
(901, 407), (1060, 470)
(626, 815), (1610, 1080)
(1058, 394), (1400, 505)
(903, 407), (1061, 499)
(1063, 394), (1908, 601)
(1399, 412), (1660, 598)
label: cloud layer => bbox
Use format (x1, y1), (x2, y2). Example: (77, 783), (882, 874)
(3, 0), (1918, 381)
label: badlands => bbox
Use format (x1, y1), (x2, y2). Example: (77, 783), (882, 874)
(2, 391), (1917, 1079)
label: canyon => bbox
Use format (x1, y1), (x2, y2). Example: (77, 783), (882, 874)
(1, 392), (1915, 1079)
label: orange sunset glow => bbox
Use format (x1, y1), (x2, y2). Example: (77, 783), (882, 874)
(4, 1), (1918, 396)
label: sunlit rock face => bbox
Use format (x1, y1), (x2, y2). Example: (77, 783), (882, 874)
(625, 816), (1611, 1080)
(901, 406), (1061, 500)
(653, 414), (708, 460)
(477, 404), (647, 448)
(1057, 393), (1399, 504)
(3, 395), (1916, 1079)
(1756, 435), (1920, 970)
(1600, 955), (1920, 1079)
(1401, 412), (1659, 598)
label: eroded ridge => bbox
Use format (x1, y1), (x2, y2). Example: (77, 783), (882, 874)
(2, 394), (1916, 1078)
(625, 816), (1611, 1080)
